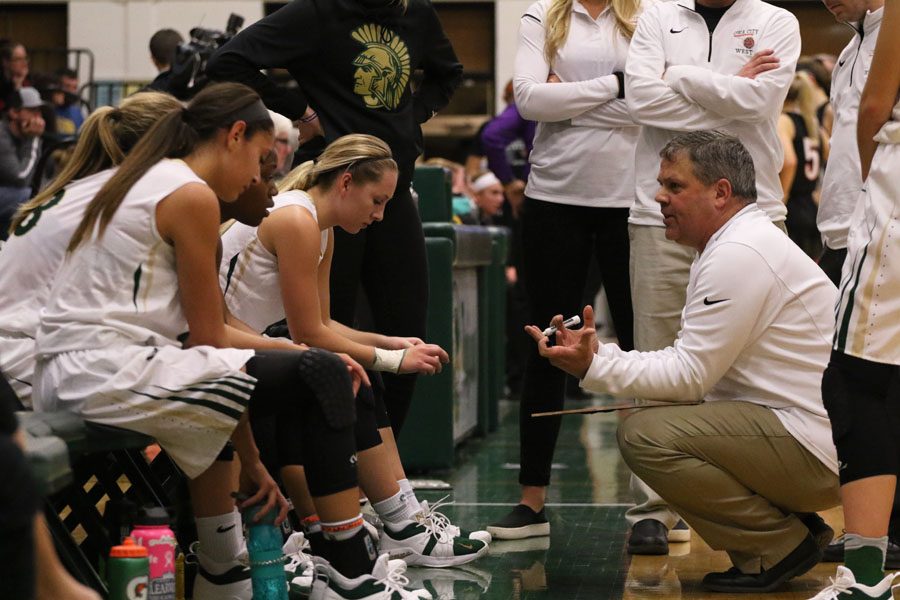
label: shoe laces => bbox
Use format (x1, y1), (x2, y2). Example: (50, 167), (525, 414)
(416, 495), (457, 543)
(810, 570), (857, 600)
(376, 560), (415, 597)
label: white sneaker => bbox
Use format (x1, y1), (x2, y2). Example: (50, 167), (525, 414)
(284, 532), (316, 595)
(188, 542), (253, 600)
(418, 498), (492, 544)
(310, 553), (431, 599)
(807, 566), (896, 600)
(380, 509), (488, 567)
(192, 562), (253, 600)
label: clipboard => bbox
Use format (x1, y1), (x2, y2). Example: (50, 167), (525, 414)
(532, 400), (701, 417)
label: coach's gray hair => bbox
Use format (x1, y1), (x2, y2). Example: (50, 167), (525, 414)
(659, 131), (757, 203)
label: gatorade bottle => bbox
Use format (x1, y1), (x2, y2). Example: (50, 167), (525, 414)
(244, 503), (288, 600)
(131, 507), (176, 600)
(108, 537), (149, 600)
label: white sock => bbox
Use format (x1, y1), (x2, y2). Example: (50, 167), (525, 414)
(195, 510), (244, 572)
(373, 490), (418, 525)
(398, 479), (421, 515)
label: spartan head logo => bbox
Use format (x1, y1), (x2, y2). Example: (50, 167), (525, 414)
(351, 24), (410, 110)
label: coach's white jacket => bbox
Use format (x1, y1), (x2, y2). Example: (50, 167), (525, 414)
(626, 0), (799, 226)
(581, 205), (839, 473)
(817, 8), (882, 251)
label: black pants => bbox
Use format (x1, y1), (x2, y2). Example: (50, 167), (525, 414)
(518, 198), (634, 486)
(245, 350), (359, 497)
(329, 182), (427, 436)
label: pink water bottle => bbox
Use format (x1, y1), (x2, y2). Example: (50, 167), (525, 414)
(131, 507), (176, 600)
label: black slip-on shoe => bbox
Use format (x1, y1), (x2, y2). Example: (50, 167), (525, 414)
(627, 519), (669, 555)
(796, 512), (835, 553)
(486, 505), (550, 540)
(701, 534), (821, 593)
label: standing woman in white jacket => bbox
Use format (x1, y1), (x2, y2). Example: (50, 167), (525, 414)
(486, 0), (643, 540)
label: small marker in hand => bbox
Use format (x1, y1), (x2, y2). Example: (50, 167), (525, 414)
(542, 315), (582, 337)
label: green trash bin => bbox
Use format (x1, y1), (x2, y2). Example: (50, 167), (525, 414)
(412, 166), (452, 222)
(398, 224), (493, 470)
(480, 227), (509, 434)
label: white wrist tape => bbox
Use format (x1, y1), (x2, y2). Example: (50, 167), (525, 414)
(372, 348), (406, 373)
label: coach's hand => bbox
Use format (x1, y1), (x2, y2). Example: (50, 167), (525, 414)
(737, 49), (780, 79)
(525, 305), (599, 380)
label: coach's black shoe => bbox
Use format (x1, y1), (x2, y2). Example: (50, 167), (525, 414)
(628, 519), (669, 555)
(701, 534), (821, 593)
(486, 505), (550, 540)
(823, 535), (900, 569)
(796, 512), (835, 553)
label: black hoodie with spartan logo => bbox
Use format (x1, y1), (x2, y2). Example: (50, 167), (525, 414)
(207, 0), (463, 187)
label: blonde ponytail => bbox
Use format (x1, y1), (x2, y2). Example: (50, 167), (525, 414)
(279, 134), (397, 193)
(10, 91), (182, 235)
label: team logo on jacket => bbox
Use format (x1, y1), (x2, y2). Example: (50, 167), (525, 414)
(351, 24), (411, 111)
(733, 29), (759, 55)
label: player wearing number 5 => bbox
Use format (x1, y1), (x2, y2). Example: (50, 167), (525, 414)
(0, 92), (182, 406)
(777, 72), (830, 258)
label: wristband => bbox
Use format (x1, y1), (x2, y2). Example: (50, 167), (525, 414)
(299, 110), (318, 124)
(614, 71), (625, 100)
(372, 347), (407, 373)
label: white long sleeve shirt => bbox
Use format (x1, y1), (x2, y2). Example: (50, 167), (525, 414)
(625, 0), (799, 226)
(817, 9), (883, 251)
(514, 0), (642, 207)
(581, 205), (839, 474)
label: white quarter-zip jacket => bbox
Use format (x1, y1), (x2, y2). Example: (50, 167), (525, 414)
(817, 8), (883, 250)
(625, 0), (799, 226)
(581, 205), (839, 474)
(514, 0), (642, 207)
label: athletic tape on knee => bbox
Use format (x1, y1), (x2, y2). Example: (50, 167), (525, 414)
(297, 349), (356, 429)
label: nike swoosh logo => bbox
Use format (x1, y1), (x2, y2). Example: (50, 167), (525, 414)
(216, 524), (236, 533)
(703, 297), (729, 305)
(670, 27), (687, 33)
(838, 59), (846, 67)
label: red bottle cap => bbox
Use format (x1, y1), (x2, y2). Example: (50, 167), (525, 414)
(110, 537), (148, 558)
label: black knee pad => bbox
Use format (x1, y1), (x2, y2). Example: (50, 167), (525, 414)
(297, 349), (356, 429)
(823, 352), (900, 485)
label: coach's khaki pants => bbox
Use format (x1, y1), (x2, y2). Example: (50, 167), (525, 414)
(618, 401), (840, 573)
(627, 224), (695, 527)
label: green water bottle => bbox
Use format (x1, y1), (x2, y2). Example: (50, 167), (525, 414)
(108, 537), (150, 600)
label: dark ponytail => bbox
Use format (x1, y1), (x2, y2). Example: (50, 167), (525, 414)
(68, 82), (273, 252)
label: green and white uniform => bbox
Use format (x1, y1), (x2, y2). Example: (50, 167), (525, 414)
(834, 100), (900, 365)
(34, 158), (256, 478)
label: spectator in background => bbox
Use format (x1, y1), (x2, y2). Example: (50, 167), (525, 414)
(49, 68), (84, 134)
(268, 109), (300, 178)
(456, 170), (505, 225)
(480, 80), (535, 217)
(0, 87), (45, 239)
(778, 72), (829, 258)
(0, 42), (30, 112)
(146, 28), (184, 92)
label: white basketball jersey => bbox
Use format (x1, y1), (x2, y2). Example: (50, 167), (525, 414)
(0, 169), (114, 339)
(220, 190), (329, 333)
(834, 99), (900, 365)
(36, 159), (205, 357)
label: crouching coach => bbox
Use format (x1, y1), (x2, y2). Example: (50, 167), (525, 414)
(528, 131), (840, 593)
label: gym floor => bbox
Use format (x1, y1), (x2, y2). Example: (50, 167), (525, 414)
(412, 398), (844, 600)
